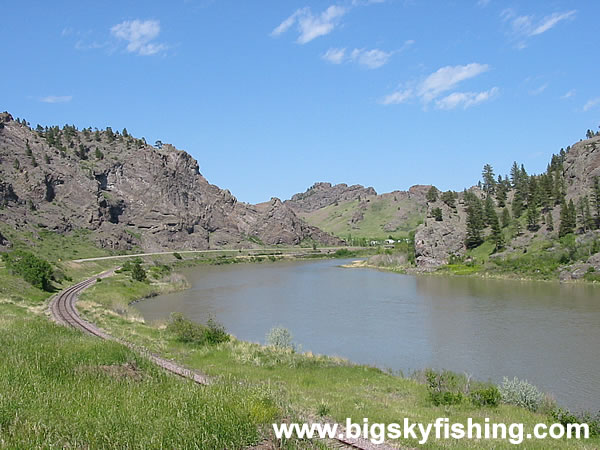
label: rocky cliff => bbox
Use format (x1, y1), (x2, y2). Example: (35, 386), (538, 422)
(286, 182), (377, 212)
(414, 135), (600, 269)
(0, 112), (342, 251)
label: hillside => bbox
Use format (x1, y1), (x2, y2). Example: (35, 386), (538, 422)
(285, 182), (429, 240)
(413, 134), (600, 280)
(0, 112), (342, 253)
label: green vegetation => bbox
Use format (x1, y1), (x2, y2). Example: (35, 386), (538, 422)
(167, 312), (230, 345)
(1, 250), (54, 291)
(300, 197), (425, 240)
(0, 304), (285, 448)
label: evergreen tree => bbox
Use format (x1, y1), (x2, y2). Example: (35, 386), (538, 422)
(559, 199), (576, 237)
(495, 175), (508, 207)
(526, 202), (540, 231)
(484, 195), (496, 226)
(122, 128), (129, 137)
(501, 207), (511, 228)
(441, 191), (456, 209)
(592, 176), (600, 228)
(482, 164), (496, 196)
(432, 207), (443, 221)
(131, 262), (147, 282)
(510, 161), (520, 188)
(489, 209), (504, 252)
(465, 194), (484, 249)
(13, 158), (20, 170)
(426, 186), (439, 202)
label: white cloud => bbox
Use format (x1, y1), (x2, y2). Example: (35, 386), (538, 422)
(435, 87), (499, 110)
(418, 63), (489, 102)
(530, 11), (576, 36)
(271, 5), (347, 44)
(110, 19), (167, 55)
(322, 47), (346, 64)
(382, 62), (494, 110)
(477, 0), (491, 7)
(40, 95), (73, 104)
(380, 89), (413, 105)
(350, 48), (392, 69)
(583, 98), (600, 112)
(529, 83), (548, 96)
(322, 47), (393, 69)
(502, 9), (576, 48)
(561, 89), (575, 99)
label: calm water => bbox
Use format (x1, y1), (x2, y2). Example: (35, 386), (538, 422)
(135, 259), (600, 411)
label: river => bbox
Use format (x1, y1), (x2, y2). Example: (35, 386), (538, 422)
(134, 258), (600, 411)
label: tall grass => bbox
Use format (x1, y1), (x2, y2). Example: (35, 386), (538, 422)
(0, 304), (282, 449)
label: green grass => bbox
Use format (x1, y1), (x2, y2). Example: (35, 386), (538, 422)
(300, 197), (425, 239)
(0, 226), (113, 262)
(0, 303), (289, 449)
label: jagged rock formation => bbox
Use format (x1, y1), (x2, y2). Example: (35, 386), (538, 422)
(286, 182), (377, 212)
(0, 112), (342, 251)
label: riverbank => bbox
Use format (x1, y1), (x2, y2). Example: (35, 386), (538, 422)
(2, 252), (599, 448)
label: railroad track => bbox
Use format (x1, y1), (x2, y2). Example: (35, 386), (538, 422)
(49, 271), (397, 450)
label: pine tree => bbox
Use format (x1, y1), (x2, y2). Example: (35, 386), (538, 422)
(484, 196), (496, 226)
(465, 194), (484, 249)
(441, 191), (456, 209)
(426, 186), (439, 202)
(559, 199), (576, 237)
(482, 164), (496, 197)
(592, 176), (600, 229)
(432, 207), (443, 221)
(495, 175), (507, 207)
(510, 161), (520, 188)
(526, 202), (540, 231)
(489, 209), (504, 252)
(501, 207), (511, 228)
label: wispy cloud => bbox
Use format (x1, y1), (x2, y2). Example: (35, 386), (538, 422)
(271, 6), (347, 44)
(322, 47), (393, 69)
(418, 63), (489, 102)
(322, 47), (346, 64)
(529, 83), (548, 96)
(583, 98), (600, 112)
(435, 87), (499, 110)
(381, 89), (413, 105)
(381, 63), (495, 110)
(477, 0), (491, 7)
(501, 9), (576, 48)
(40, 95), (73, 104)
(110, 19), (167, 55)
(561, 89), (575, 99)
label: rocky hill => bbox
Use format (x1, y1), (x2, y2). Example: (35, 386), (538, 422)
(0, 112), (342, 252)
(286, 183), (429, 240)
(414, 135), (600, 270)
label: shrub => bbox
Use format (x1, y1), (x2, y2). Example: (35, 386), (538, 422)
(131, 262), (147, 282)
(470, 386), (501, 407)
(551, 408), (600, 437)
(425, 369), (464, 406)
(167, 313), (229, 345)
(173, 252), (183, 260)
(266, 326), (295, 350)
(1, 250), (54, 291)
(499, 377), (544, 412)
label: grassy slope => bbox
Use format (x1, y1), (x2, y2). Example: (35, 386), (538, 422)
(299, 197), (425, 239)
(0, 303), (288, 449)
(77, 271), (599, 449)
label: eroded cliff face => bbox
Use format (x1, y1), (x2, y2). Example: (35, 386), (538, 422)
(0, 112), (342, 251)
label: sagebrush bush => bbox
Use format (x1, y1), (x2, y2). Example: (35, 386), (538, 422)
(167, 313), (229, 345)
(425, 369), (464, 406)
(499, 377), (544, 412)
(266, 326), (294, 350)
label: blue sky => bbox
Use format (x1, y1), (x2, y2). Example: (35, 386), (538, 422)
(3, 1), (599, 203)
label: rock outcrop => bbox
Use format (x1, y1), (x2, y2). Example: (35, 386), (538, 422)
(286, 182), (377, 212)
(0, 112), (342, 251)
